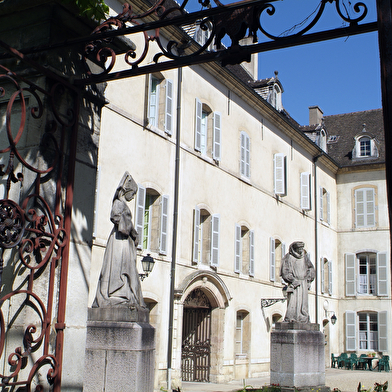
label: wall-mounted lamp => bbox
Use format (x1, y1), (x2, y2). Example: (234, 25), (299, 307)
(323, 300), (337, 325)
(139, 253), (155, 281)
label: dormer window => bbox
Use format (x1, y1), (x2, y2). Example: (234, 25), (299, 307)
(353, 133), (378, 159)
(268, 85), (282, 111)
(359, 136), (371, 157)
(194, 20), (212, 48)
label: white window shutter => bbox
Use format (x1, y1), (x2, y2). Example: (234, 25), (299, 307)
(378, 311), (388, 352)
(319, 187), (324, 221)
(345, 310), (357, 351)
(212, 112), (222, 161)
(345, 253), (356, 296)
(135, 184), (146, 249)
(366, 188), (375, 226)
(194, 98), (202, 151)
(234, 224), (241, 273)
(165, 79), (173, 135)
(355, 189), (365, 227)
(328, 260), (333, 295)
(274, 153), (285, 195)
(377, 251), (388, 296)
(159, 195), (169, 255)
(148, 75), (159, 126)
(210, 214), (220, 267)
(327, 191), (331, 224)
(249, 230), (255, 276)
(320, 258), (325, 294)
(281, 242), (286, 258)
(240, 132), (245, 175)
(192, 207), (200, 263)
(300, 172), (311, 210)
(270, 237), (275, 281)
(245, 134), (250, 178)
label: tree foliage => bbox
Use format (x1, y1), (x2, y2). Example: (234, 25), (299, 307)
(63, 0), (109, 21)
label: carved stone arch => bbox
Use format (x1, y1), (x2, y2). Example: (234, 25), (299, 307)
(177, 270), (231, 309)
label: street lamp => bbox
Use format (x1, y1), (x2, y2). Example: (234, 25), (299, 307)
(323, 300), (337, 325)
(139, 253), (155, 281)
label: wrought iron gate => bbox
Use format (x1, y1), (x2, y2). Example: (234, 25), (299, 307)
(181, 289), (211, 382)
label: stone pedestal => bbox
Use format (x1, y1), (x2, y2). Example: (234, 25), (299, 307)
(83, 307), (155, 392)
(270, 322), (329, 391)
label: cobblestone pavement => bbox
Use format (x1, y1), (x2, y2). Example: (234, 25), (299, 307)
(181, 368), (392, 392)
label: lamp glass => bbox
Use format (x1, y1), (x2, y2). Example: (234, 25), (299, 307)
(141, 253), (155, 274)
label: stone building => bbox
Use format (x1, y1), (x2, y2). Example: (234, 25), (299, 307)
(0, 0), (389, 391)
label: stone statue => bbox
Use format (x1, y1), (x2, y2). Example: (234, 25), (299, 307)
(93, 172), (146, 309)
(280, 241), (315, 323)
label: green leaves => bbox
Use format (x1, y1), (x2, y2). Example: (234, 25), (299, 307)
(63, 0), (109, 21)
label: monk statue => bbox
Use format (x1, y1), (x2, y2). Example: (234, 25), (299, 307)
(93, 172), (146, 309)
(280, 241), (315, 323)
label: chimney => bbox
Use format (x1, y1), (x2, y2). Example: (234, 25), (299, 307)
(309, 105), (323, 126)
(239, 36), (258, 81)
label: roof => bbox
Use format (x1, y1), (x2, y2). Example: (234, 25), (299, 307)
(322, 109), (385, 168)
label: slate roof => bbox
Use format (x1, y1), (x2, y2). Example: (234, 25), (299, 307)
(322, 109), (384, 168)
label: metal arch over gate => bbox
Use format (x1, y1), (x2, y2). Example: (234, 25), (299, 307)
(0, 0), (391, 390)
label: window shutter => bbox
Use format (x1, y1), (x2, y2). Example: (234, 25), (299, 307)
(164, 79), (173, 135)
(327, 191), (331, 224)
(355, 189), (365, 227)
(328, 260), (333, 295)
(148, 75), (159, 126)
(270, 237), (275, 281)
(319, 187), (324, 221)
(240, 133), (245, 176)
(249, 230), (255, 276)
(245, 134), (250, 178)
(378, 311), (388, 352)
(366, 188), (375, 226)
(300, 172), (310, 210)
(234, 224), (241, 273)
(135, 184), (146, 249)
(159, 195), (169, 255)
(320, 258), (325, 294)
(212, 112), (222, 161)
(192, 207), (200, 263)
(345, 310), (357, 351)
(194, 98), (202, 151)
(377, 251), (388, 296)
(281, 242), (286, 258)
(210, 214), (220, 267)
(345, 253), (356, 296)
(274, 153), (285, 195)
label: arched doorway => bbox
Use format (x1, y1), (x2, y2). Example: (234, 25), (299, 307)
(181, 288), (212, 382)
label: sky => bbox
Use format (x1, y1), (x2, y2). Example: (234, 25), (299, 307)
(185, 0), (382, 126)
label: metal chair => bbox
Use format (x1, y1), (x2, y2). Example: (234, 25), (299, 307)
(346, 353), (358, 370)
(358, 354), (369, 370)
(378, 355), (390, 372)
(338, 353), (348, 369)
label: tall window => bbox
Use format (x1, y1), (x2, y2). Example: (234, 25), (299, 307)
(360, 136), (371, 157)
(346, 311), (387, 352)
(148, 75), (173, 135)
(240, 131), (250, 178)
(274, 153), (286, 195)
(300, 172), (311, 210)
(345, 252), (388, 296)
(193, 206), (220, 267)
(234, 225), (255, 276)
(194, 98), (221, 160)
(321, 258), (332, 295)
(354, 187), (376, 228)
(235, 311), (250, 358)
(353, 134), (378, 159)
(135, 185), (169, 255)
(319, 187), (331, 224)
(270, 238), (285, 282)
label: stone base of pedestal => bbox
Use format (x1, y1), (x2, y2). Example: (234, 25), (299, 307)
(270, 322), (327, 389)
(83, 307), (155, 392)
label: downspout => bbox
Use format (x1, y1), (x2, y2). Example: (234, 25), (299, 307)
(167, 67), (182, 390)
(313, 154), (322, 325)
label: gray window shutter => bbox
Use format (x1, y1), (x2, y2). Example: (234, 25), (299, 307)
(270, 237), (275, 281)
(355, 188), (365, 227)
(213, 112), (222, 161)
(327, 191), (331, 224)
(245, 133), (250, 178)
(378, 311), (388, 352)
(195, 98), (202, 151)
(210, 214), (220, 267)
(377, 251), (388, 296)
(148, 75), (159, 126)
(165, 79), (173, 135)
(345, 253), (356, 296)
(281, 242), (286, 258)
(274, 153), (285, 195)
(135, 184), (146, 249)
(366, 188), (375, 226)
(234, 224), (241, 273)
(192, 207), (200, 263)
(319, 187), (324, 221)
(159, 195), (169, 255)
(345, 310), (357, 351)
(321, 258), (325, 294)
(300, 172), (311, 210)
(328, 260), (333, 295)
(249, 230), (255, 276)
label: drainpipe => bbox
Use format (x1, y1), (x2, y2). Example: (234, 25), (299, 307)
(313, 154), (322, 325)
(167, 67), (182, 391)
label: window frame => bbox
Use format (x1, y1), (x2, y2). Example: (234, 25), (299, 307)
(240, 131), (250, 178)
(354, 187), (376, 228)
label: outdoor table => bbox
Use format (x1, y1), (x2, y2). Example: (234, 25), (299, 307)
(364, 356), (378, 370)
